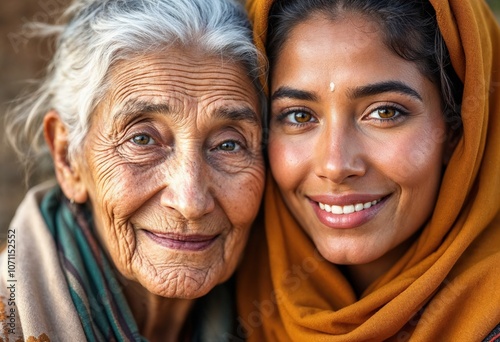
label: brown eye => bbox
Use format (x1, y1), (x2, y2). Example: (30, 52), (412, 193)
(216, 140), (241, 152)
(367, 105), (409, 123)
(377, 108), (397, 119)
(276, 109), (317, 126)
(132, 134), (154, 145)
(294, 111), (312, 123)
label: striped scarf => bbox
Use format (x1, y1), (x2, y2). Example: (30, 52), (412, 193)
(40, 187), (146, 342)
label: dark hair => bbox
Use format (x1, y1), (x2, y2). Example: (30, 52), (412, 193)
(266, 0), (463, 132)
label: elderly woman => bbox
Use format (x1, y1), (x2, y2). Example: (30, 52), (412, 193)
(0, 0), (265, 340)
(237, 0), (500, 340)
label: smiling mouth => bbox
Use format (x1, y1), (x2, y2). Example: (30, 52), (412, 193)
(317, 198), (383, 215)
(145, 231), (219, 251)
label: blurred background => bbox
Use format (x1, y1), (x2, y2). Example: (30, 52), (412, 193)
(1, 0), (499, 240)
(0, 0), (70, 238)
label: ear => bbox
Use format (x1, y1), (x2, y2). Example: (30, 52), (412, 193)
(44, 110), (88, 203)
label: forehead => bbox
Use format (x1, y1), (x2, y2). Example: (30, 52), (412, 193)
(274, 13), (423, 84)
(101, 47), (259, 122)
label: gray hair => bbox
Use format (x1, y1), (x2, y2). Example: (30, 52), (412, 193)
(6, 0), (265, 168)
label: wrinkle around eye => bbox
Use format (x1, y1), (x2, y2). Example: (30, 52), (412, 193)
(116, 138), (170, 167)
(207, 143), (263, 175)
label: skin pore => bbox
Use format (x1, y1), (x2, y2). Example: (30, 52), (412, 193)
(268, 13), (452, 295)
(44, 47), (265, 340)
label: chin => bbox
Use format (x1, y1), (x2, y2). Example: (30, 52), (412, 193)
(317, 242), (386, 266)
(139, 266), (225, 299)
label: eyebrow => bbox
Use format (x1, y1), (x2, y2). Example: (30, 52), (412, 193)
(271, 87), (318, 102)
(112, 100), (172, 124)
(111, 100), (260, 126)
(270, 81), (422, 103)
(214, 106), (261, 126)
(348, 81), (423, 101)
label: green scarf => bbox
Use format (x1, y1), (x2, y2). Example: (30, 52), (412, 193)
(40, 187), (146, 341)
(39, 187), (236, 341)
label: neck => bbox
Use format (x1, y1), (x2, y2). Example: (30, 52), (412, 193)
(342, 238), (414, 297)
(121, 278), (196, 342)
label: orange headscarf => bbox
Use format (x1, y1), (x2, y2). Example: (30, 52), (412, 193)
(237, 0), (500, 340)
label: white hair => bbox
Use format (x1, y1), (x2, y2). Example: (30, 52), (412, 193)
(6, 0), (265, 168)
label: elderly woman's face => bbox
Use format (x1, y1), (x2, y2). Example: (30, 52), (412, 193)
(75, 48), (264, 298)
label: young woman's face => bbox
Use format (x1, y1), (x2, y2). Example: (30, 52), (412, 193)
(269, 14), (450, 265)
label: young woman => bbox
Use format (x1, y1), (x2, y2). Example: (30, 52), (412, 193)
(237, 0), (500, 340)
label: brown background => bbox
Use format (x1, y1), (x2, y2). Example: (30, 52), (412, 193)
(1, 0), (71, 238)
(1, 0), (499, 240)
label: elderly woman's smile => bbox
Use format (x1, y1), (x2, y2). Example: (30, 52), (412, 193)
(73, 49), (264, 299)
(144, 232), (219, 251)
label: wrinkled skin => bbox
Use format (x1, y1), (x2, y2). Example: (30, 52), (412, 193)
(47, 47), (265, 300)
(268, 13), (453, 286)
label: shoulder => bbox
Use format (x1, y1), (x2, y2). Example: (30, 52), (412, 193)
(7, 181), (57, 232)
(0, 181), (84, 341)
(0, 249), (24, 340)
(0, 182), (55, 340)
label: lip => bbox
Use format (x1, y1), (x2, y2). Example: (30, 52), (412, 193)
(144, 231), (219, 251)
(308, 194), (389, 229)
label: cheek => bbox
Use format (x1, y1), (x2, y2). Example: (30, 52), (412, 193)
(221, 162), (265, 226)
(79, 159), (144, 275)
(90, 160), (149, 218)
(268, 134), (312, 191)
(83, 151), (161, 255)
(373, 125), (446, 200)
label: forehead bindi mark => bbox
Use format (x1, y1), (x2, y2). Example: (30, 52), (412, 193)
(330, 82), (335, 92)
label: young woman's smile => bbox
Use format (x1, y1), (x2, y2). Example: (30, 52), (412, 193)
(268, 13), (451, 266)
(309, 193), (388, 229)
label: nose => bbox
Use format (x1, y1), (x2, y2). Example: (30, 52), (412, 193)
(313, 125), (366, 184)
(160, 152), (215, 220)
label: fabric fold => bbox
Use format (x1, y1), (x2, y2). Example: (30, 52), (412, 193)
(237, 0), (500, 340)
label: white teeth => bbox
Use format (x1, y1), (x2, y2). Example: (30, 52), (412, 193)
(318, 199), (381, 215)
(343, 205), (355, 214)
(331, 205), (343, 214)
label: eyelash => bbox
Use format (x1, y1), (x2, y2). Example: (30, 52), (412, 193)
(128, 133), (246, 153)
(212, 139), (245, 153)
(274, 103), (410, 126)
(275, 107), (317, 127)
(130, 133), (156, 146)
(366, 104), (410, 123)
